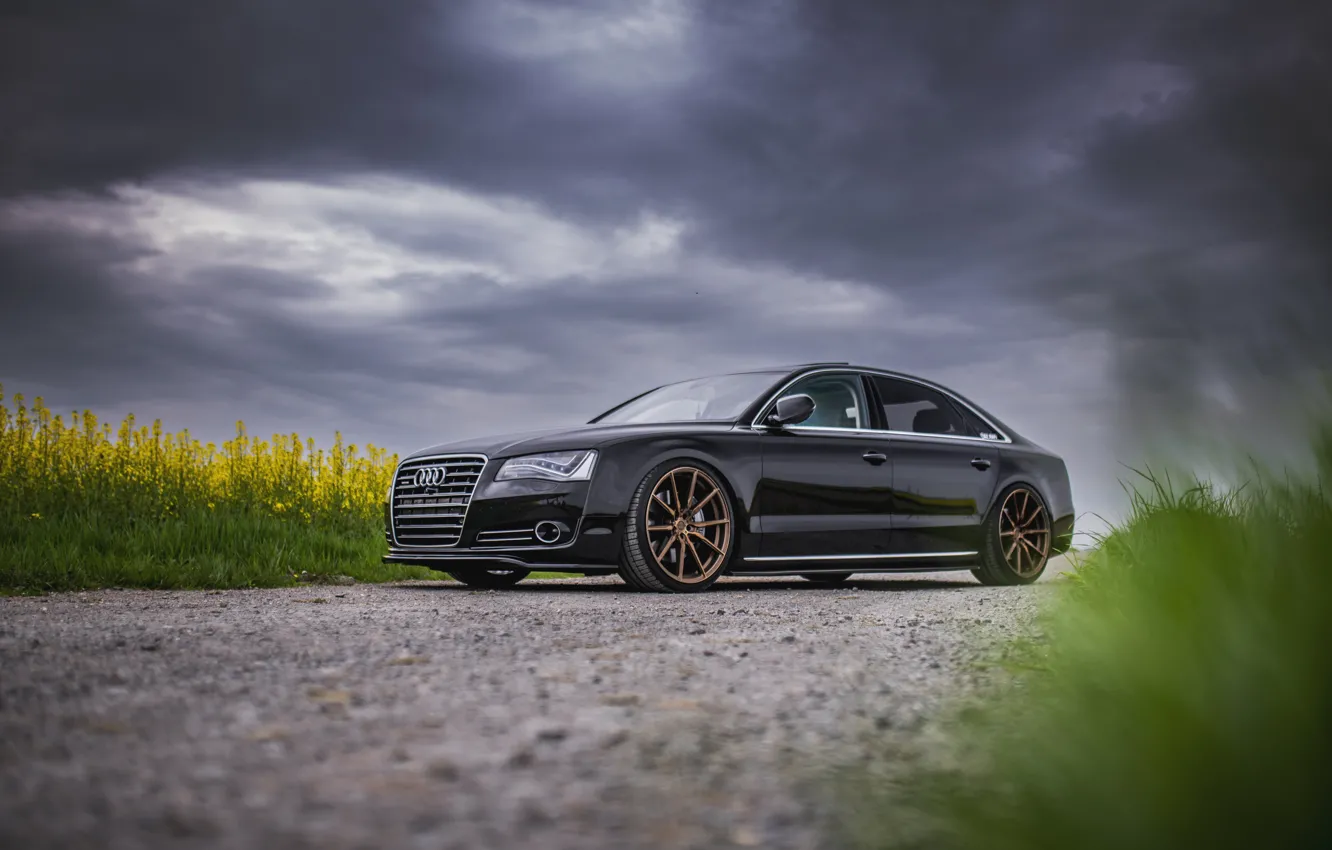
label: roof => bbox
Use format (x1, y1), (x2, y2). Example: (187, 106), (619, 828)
(746, 361), (851, 372)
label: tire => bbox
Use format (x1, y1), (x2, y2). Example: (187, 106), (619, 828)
(972, 483), (1052, 586)
(618, 460), (736, 593)
(800, 572), (853, 584)
(446, 568), (530, 589)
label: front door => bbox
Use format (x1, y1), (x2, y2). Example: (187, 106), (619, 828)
(751, 372), (894, 562)
(869, 376), (1001, 555)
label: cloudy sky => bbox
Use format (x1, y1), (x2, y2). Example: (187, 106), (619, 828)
(2, 0), (1328, 537)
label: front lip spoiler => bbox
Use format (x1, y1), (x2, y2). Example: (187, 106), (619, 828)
(383, 552), (586, 571)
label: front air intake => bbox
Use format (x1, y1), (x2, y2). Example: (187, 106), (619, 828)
(390, 455), (487, 547)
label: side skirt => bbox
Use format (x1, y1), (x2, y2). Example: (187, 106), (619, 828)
(728, 564), (976, 577)
(731, 550), (979, 575)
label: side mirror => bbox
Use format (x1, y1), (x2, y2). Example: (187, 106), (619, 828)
(765, 393), (816, 427)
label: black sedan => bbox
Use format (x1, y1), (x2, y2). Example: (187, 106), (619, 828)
(383, 362), (1074, 593)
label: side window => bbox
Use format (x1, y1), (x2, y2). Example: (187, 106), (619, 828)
(955, 405), (1002, 441)
(872, 377), (973, 437)
(779, 373), (870, 430)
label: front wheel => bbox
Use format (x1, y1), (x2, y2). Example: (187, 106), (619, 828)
(618, 460), (736, 593)
(447, 569), (530, 589)
(972, 484), (1052, 586)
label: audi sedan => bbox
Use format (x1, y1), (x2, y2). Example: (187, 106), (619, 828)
(383, 362), (1074, 593)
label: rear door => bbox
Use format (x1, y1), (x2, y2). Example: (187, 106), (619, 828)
(868, 376), (1000, 555)
(752, 371), (895, 561)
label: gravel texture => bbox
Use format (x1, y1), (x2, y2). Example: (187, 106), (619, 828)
(0, 559), (1068, 850)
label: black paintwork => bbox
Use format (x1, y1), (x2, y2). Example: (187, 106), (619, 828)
(382, 363), (1075, 575)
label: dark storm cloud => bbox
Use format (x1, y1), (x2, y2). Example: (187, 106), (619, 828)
(0, 228), (202, 394)
(677, 0), (1332, 448)
(1, 0), (480, 194)
(1052, 0), (1332, 444)
(0, 0), (685, 217)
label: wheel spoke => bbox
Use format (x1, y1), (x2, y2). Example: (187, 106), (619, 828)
(652, 493), (674, 516)
(669, 473), (683, 517)
(690, 530), (724, 554)
(693, 518), (729, 528)
(1005, 537), (1020, 560)
(685, 536), (708, 574)
(1000, 529), (1016, 537)
(675, 538), (689, 579)
(1021, 504), (1045, 529)
(647, 524), (674, 532)
(692, 487), (719, 514)
(653, 532), (677, 562)
(685, 469), (698, 512)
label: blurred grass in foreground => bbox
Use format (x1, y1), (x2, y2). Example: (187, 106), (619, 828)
(844, 424), (1332, 849)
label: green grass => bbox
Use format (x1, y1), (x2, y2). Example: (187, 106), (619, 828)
(0, 507), (582, 593)
(842, 425), (1332, 850)
(0, 508), (438, 592)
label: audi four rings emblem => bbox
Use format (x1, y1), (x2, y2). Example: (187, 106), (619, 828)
(414, 466), (452, 488)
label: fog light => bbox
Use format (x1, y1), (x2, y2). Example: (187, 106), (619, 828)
(534, 521), (563, 544)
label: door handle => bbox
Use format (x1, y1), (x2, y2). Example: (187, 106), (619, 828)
(862, 451), (888, 465)
(970, 457), (992, 470)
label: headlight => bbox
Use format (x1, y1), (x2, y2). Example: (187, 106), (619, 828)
(494, 450), (598, 482)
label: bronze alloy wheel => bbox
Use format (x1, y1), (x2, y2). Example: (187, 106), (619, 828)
(998, 487), (1050, 577)
(644, 466), (733, 584)
(973, 483), (1052, 586)
(618, 462), (735, 592)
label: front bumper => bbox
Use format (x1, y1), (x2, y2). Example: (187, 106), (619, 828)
(383, 475), (624, 571)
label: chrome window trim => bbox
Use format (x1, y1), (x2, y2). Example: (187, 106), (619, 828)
(749, 367), (1013, 444)
(389, 453), (488, 549)
(743, 550), (977, 563)
(740, 424), (1001, 447)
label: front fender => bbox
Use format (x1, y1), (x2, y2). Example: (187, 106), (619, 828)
(582, 431), (765, 546)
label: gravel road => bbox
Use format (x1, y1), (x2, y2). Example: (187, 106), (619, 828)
(0, 560), (1068, 850)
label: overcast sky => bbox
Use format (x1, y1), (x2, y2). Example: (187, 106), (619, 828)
(2, 0), (1329, 538)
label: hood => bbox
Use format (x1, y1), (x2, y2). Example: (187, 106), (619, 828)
(404, 421), (736, 461)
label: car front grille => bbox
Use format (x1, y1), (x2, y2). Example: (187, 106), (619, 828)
(390, 455), (487, 547)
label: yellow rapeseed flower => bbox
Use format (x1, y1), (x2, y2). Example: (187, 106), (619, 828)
(0, 383), (397, 526)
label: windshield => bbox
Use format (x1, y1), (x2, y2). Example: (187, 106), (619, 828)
(593, 371), (786, 424)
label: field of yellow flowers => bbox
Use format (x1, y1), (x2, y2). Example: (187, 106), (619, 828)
(0, 385), (436, 591)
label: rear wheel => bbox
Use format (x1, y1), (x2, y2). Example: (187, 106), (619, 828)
(447, 569), (530, 589)
(800, 572), (852, 584)
(972, 484), (1051, 586)
(618, 461), (735, 593)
